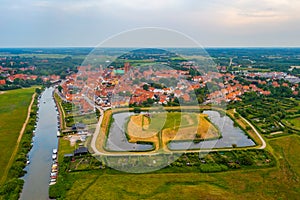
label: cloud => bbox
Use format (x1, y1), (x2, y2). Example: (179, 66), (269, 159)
(0, 0), (300, 46)
(215, 0), (300, 26)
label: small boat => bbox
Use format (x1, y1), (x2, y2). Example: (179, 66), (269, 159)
(52, 149), (58, 154)
(50, 172), (57, 177)
(52, 154), (57, 160)
(52, 166), (58, 170)
(50, 178), (57, 182)
(52, 168), (58, 173)
(49, 182), (56, 186)
(57, 131), (61, 137)
(26, 160), (30, 165)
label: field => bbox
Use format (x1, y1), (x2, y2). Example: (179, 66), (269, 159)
(286, 117), (300, 129)
(0, 88), (36, 180)
(127, 112), (219, 145)
(51, 134), (300, 199)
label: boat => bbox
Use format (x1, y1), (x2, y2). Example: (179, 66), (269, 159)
(51, 168), (58, 172)
(50, 178), (56, 182)
(50, 172), (57, 177)
(52, 148), (57, 154)
(49, 181), (56, 185)
(57, 131), (61, 137)
(52, 154), (57, 160)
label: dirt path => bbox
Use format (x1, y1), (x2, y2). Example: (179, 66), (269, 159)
(1, 93), (36, 185)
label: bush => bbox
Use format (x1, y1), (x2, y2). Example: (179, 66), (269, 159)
(0, 178), (24, 200)
(133, 107), (141, 113)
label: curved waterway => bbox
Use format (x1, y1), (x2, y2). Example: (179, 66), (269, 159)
(106, 112), (153, 151)
(106, 111), (255, 152)
(20, 87), (58, 200)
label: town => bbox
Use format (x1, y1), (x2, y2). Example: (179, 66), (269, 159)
(58, 60), (300, 113)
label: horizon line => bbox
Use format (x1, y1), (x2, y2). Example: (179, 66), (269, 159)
(1, 46), (300, 49)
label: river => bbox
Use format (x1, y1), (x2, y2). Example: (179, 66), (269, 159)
(20, 87), (58, 200)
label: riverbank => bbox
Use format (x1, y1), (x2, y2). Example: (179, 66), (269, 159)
(0, 87), (39, 200)
(0, 93), (37, 185)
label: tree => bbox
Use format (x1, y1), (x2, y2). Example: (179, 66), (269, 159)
(133, 107), (141, 113)
(58, 85), (63, 93)
(240, 155), (254, 165)
(95, 108), (101, 119)
(143, 84), (149, 91)
(246, 126), (252, 131)
(35, 88), (41, 94)
(234, 113), (240, 119)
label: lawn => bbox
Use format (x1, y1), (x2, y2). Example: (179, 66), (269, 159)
(52, 134), (300, 199)
(0, 88), (36, 180)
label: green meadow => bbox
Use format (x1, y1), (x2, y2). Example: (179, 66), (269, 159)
(51, 133), (300, 199)
(0, 88), (35, 180)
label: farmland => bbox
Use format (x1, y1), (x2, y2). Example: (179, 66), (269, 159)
(0, 88), (36, 180)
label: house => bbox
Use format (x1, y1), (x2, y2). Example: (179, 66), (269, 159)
(74, 147), (88, 156)
(72, 123), (86, 130)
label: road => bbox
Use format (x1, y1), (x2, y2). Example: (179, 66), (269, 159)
(234, 109), (267, 149)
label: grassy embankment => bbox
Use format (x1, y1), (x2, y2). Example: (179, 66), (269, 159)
(0, 87), (38, 200)
(0, 88), (36, 181)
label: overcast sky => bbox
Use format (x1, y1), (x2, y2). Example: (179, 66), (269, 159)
(1, 0), (300, 47)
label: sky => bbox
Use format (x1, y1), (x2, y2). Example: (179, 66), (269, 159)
(0, 0), (300, 47)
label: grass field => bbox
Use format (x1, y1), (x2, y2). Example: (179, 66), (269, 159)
(287, 117), (300, 129)
(0, 88), (36, 180)
(52, 134), (300, 199)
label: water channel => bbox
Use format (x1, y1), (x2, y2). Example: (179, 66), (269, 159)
(20, 87), (58, 200)
(106, 111), (255, 152)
